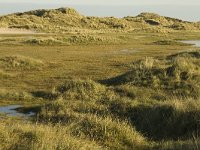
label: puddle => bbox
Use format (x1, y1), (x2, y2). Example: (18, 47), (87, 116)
(0, 105), (35, 117)
(180, 40), (200, 47)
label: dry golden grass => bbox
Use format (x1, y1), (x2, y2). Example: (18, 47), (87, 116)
(0, 13), (200, 149)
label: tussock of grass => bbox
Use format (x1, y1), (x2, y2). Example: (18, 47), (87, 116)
(114, 84), (167, 100)
(55, 79), (107, 101)
(0, 89), (34, 101)
(103, 50), (200, 98)
(68, 34), (123, 44)
(128, 100), (200, 140)
(24, 37), (65, 45)
(0, 55), (44, 70)
(38, 100), (147, 150)
(69, 115), (147, 150)
(0, 120), (104, 150)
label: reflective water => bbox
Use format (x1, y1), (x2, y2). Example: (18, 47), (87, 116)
(181, 40), (200, 47)
(0, 105), (35, 117)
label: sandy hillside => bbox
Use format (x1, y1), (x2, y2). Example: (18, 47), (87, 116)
(0, 28), (36, 34)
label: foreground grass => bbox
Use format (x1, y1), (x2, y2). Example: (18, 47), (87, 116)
(0, 119), (104, 150)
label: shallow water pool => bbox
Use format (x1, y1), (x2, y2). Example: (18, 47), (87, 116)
(0, 105), (35, 117)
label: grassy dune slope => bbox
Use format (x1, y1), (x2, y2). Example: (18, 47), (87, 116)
(0, 8), (200, 34)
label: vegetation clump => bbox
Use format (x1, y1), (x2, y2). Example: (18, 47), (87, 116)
(55, 79), (107, 101)
(0, 120), (104, 150)
(68, 34), (122, 44)
(0, 55), (44, 70)
(24, 37), (65, 45)
(0, 89), (34, 101)
(104, 50), (200, 98)
(109, 98), (200, 140)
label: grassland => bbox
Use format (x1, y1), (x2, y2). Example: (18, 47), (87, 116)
(0, 8), (200, 150)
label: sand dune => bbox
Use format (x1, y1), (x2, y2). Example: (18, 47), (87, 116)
(0, 28), (36, 34)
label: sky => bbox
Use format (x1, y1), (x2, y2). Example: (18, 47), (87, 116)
(2, 0), (200, 5)
(0, 0), (199, 21)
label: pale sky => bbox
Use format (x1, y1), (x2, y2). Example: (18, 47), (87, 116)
(0, 0), (199, 21)
(2, 0), (200, 5)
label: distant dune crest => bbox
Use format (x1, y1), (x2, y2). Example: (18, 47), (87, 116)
(0, 7), (199, 33)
